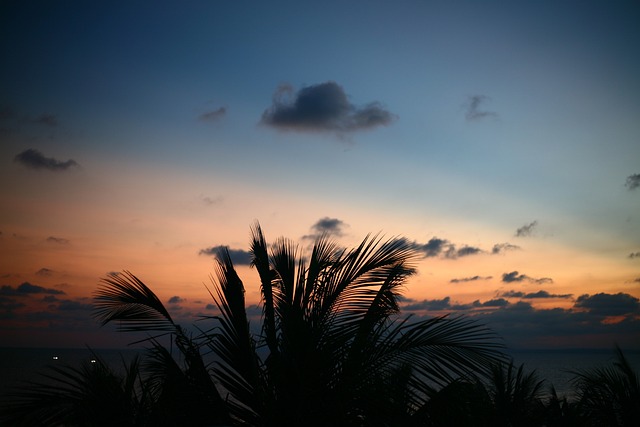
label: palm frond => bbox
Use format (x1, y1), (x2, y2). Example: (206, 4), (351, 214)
(93, 271), (176, 332)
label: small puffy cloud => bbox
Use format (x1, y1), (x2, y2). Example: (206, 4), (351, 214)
(168, 296), (184, 304)
(515, 220), (538, 237)
(308, 217), (347, 238)
(0, 282), (65, 296)
(450, 275), (493, 283)
(199, 107), (226, 122)
(574, 292), (640, 316)
(624, 173), (640, 190)
(199, 245), (253, 265)
(481, 298), (510, 307)
(205, 303), (217, 310)
(415, 237), (450, 258)
(456, 246), (482, 257)
(464, 95), (498, 121)
(201, 195), (223, 206)
(501, 271), (553, 284)
(501, 289), (572, 299)
(491, 243), (521, 254)
(36, 268), (54, 277)
(14, 149), (79, 171)
(46, 236), (70, 245)
(413, 238), (482, 259)
(261, 81), (395, 133)
(628, 252), (640, 259)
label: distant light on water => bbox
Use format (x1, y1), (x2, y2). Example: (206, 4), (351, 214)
(52, 356), (58, 360)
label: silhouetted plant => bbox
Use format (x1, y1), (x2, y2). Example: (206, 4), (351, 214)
(0, 352), (147, 426)
(2, 223), (507, 426)
(571, 346), (640, 427)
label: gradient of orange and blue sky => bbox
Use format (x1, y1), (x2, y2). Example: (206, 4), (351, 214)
(1, 0), (639, 349)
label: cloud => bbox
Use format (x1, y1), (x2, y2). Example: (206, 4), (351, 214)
(501, 271), (553, 284)
(625, 173), (640, 190)
(14, 148), (79, 171)
(413, 237), (483, 259)
(501, 289), (572, 299)
(46, 236), (70, 245)
(261, 81), (395, 133)
(464, 95), (498, 121)
(628, 252), (640, 259)
(32, 113), (58, 127)
(404, 297), (452, 311)
(199, 107), (227, 122)
(312, 217), (347, 237)
(168, 296), (184, 304)
(515, 220), (538, 237)
(481, 298), (510, 307)
(574, 292), (640, 316)
(36, 268), (54, 277)
(450, 275), (493, 283)
(0, 282), (65, 296)
(199, 245), (253, 265)
(201, 195), (223, 206)
(491, 243), (521, 254)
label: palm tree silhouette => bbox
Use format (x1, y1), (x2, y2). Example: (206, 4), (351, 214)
(4, 223), (506, 426)
(570, 346), (639, 426)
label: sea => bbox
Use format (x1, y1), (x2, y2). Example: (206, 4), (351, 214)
(0, 347), (638, 400)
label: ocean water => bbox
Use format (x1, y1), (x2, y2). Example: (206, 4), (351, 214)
(1, 347), (638, 400)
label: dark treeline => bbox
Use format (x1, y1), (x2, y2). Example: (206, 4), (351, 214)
(1, 225), (638, 426)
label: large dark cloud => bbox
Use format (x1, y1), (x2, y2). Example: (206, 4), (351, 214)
(574, 292), (640, 316)
(501, 289), (572, 299)
(14, 148), (79, 171)
(515, 220), (538, 237)
(464, 95), (498, 121)
(0, 282), (65, 296)
(502, 271), (553, 284)
(261, 81), (395, 133)
(625, 173), (640, 190)
(199, 245), (252, 265)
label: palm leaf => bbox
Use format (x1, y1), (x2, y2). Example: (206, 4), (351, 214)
(93, 271), (176, 332)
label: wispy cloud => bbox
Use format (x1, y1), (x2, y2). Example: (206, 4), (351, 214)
(625, 173), (640, 190)
(450, 275), (493, 283)
(199, 107), (227, 122)
(515, 220), (538, 237)
(492, 243), (521, 254)
(261, 81), (395, 133)
(199, 245), (252, 265)
(464, 95), (498, 121)
(14, 148), (79, 171)
(0, 282), (65, 296)
(46, 236), (70, 245)
(502, 271), (553, 284)
(32, 113), (58, 127)
(501, 289), (572, 299)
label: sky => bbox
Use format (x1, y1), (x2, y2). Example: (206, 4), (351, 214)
(1, 0), (639, 350)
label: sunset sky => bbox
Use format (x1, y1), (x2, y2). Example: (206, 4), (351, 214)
(1, 0), (639, 350)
